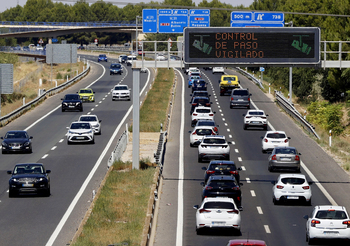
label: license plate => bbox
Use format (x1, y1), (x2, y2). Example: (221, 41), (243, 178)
(76, 137), (85, 139)
(252, 121), (260, 124)
(238, 99), (244, 101)
(212, 222), (225, 225)
(69, 106), (75, 108)
(22, 184), (33, 187)
(11, 146), (21, 149)
(323, 231), (338, 234)
(287, 196), (299, 199)
(83, 97), (88, 99)
(272, 141), (281, 143)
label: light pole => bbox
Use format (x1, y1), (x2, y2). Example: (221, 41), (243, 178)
(136, 16), (141, 51)
(285, 21), (294, 103)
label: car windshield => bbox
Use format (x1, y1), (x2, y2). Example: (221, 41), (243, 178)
(249, 111), (264, 116)
(315, 210), (348, 220)
(99, 55), (106, 57)
(114, 86), (128, 90)
(194, 80), (205, 84)
(195, 108), (211, 113)
(79, 89), (92, 93)
(70, 123), (91, 129)
(275, 148), (296, 154)
(203, 202), (234, 209)
(193, 92), (208, 97)
(195, 129), (213, 135)
(14, 165), (43, 175)
(267, 133), (286, 139)
(5, 132), (28, 139)
(280, 177), (305, 185)
(203, 138), (226, 144)
(80, 116), (97, 122)
(110, 64), (121, 68)
(223, 76), (237, 81)
(65, 95), (79, 100)
(190, 76), (201, 80)
(209, 164), (236, 171)
(233, 90), (249, 96)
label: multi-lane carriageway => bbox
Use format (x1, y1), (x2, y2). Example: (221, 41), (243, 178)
(153, 67), (350, 246)
(0, 55), (349, 246)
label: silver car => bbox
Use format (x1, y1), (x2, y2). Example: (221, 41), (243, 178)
(268, 146), (301, 172)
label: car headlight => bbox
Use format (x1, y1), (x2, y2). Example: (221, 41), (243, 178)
(11, 178), (18, 182)
(23, 142), (30, 146)
(75, 102), (81, 106)
(36, 178), (45, 182)
(63, 102), (68, 106)
(69, 130), (75, 134)
(2, 142), (8, 147)
(93, 124), (99, 128)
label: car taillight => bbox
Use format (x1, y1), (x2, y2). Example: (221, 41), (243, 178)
(214, 127), (218, 132)
(264, 138), (268, 143)
(271, 155), (277, 160)
(284, 139), (289, 143)
(246, 116), (252, 118)
(206, 170), (215, 174)
(211, 131), (216, 135)
(236, 196), (241, 201)
(205, 186), (213, 190)
(206, 103), (210, 106)
(232, 187), (240, 191)
(231, 97), (233, 100)
(209, 113), (214, 116)
(248, 98), (250, 101)
(295, 155), (300, 161)
(311, 220), (320, 227)
(193, 113), (198, 116)
(343, 221), (350, 228)
(192, 103), (197, 106)
(302, 186), (310, 190)
(227, 209), (239, 214)
(199, 209), (211, 213)
(276, 185), (284, 189)
(192, 132), (197, 135)
(229, 171), (238, 175)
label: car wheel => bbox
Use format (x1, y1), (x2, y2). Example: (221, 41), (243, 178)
(262, 149), (266, 154)
(110, 72), (112, 75)
(296, 167), (301, 173)
(196, 228), (203, 235)
(243, 125), (247, 130)
(2, 150), (7, 154)
(273, 197), (279, 205)
(62, 108), (65, 112)
(9, 190), (16, 198)
(247, 105), (250, 109)
(220, 92), (224, 96)
(268, 165), (272, 172)
(306, 199), (312, 206)
(80, 107), (83, 112)
(264, 126), (268, 131)
(190, 143), (193, 147)
(198, 156), (202, 163)
(91, 138), (95, 144)
(307, 237), (314, 245)
(226, 155), (230, 160)
(67, 140), (71, 145)
(128, 98), (131, 101)
(44, 187), (50, 197)
(29, 148), (33, 154)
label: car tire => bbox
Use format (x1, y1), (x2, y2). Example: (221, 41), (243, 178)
(306, 199), (312, 206)
(44, 187), (50, 197)
(296, 167), (301, 173)
(67, 140), (71, 145)
(2, 150), (7, 154)
(230, 105), (233, 109)
(29, 148), (33, 154)
(262, 149), (266, 154)
(110, 72), (112, 75)
(62, 108), (65, 112)
(190, 143), (193, 147)
(9, 190), (16, 198)
(243, 125), (247, 130)
(198, 156), (202, 163)
(247, 105), (250, 109)
(268, 165), (273, 172)
(196, 228), (203, 235)
(91, 138), (95, 144)
(273, 197), (279, 205)
(80, 108), (83, 112)
(226, 155), (230, 160)
(220, 92), (224, 96)
(264, 126), (268, 131)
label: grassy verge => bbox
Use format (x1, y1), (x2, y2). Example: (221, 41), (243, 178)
(71, 68), (175, 245)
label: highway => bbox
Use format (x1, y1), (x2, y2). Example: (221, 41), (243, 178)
(0, 55), (152, 246)
(154, 68), (350, 246)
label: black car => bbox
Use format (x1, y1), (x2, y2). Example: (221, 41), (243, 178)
(61, 94), (83, 112)
(202, 175), (242, 207)
(191, 79), (207, 92)
(202, 160), (242, 184)
(110, 63), (123, 75)
(190, 96), (212, 115)
(7, 163), (51, 197)
(1, 130), (33, 154)
(190, 91), (211, 103)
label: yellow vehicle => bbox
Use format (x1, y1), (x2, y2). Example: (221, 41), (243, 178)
(77, 88), (95, 102)
(219, 75), (240, 96)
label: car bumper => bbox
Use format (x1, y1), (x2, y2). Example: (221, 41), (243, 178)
(62, 105), (82, 111)
(110, 70), (122, 75)
(196, 219), (241, 230)
(80, 96), (94, 102)
(262, 143), (289, 151)
(67, 135), (94, 143)
(274, 190), (311, 201)
(269, 160), (300, 169)
(112, 95), (130, 100)
(309, 227), (350, 240)
(244, 122), (267, 128)
(230, 101), (250, 107)
(198, 153), (230, 161)
(2, 145), (31, 152)
(9, 182), (49, 193)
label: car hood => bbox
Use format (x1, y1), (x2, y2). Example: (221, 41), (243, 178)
(79, 93), (93, 96)
(62, 99), (81, 103)
(113, 89), (129, 93)
(11, 174), (47, 179)
(68, 129), (92, 134)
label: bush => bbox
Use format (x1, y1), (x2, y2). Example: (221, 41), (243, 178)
(56, 72), (63, 79)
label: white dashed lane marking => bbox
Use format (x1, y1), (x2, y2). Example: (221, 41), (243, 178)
(257, 206), (263, 214)
(229, 135), (233, 138)
(241, 166), (246, 171)
(238, 157), (242, 162)
(264, 225), (271, 233)
(59, 139), (64, 143)
(42, 154), (48, 159)
(246, 178), (251, 183)
(235, 149), (239, 153)
(250, 190), (256, 197)
(51, 146), (57, 151)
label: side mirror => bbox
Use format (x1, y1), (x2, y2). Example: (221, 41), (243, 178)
(61, 98), (64, 100)
(303, 215), (309, 220)
(288, 137), (291, 139)
(238, 206), (243, 211)
(213, 111), (216, 114)
(46, 170), (51, 174)
(271, 181), (276, 185)
(66, 127), (70, 130)
(201, 167), (207, 170)
(242, 114), (245, 117)
(227, 141), (232, 144)
(188, 131), (192, 133)
(250, 94), (252, 96)
(210, 102), (213, 104)
(200, 182), (205, 186)
(7, 171), (12, 174)
(309, 181), (314, 185)
(193, 205), (199, 210)
(260, 136), (264, 139)
(237, 167), (242, 171)
(0, 137), (3, 139)
(299, 153), (302, 155)
(99, 120), (102, 123)
(266, 114), (269, 116)
(30, 136), (33, 139)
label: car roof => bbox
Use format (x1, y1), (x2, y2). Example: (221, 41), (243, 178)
(15, 163), (44, 167)
(194, 106), (212, 110)
(278, 173), (306, 179)
(265, 130), (286, 134)
(193, 125), (215, 130)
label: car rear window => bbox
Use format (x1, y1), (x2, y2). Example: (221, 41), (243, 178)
(65, 95), (79, 100)
(209, 180), (237, 188)
(195, 108), (211, 113)
(281, 177), (305, 185)
(315, 210), (348, 220)
(195, 129), (213, 135)
(249, 111), (264, 116)
(209, 164), (236, 171)
(266, 133), (286, 139)
(80, 116), (97, 122)
(223, 76), (237, 81)
(114, 86), (128, 90)
(194, 99), (209, 104)
(203, 138), (226, 144)
(275, 148), (296, 154)
(203, 202), (234, 209)
(232, 90), (249, 96)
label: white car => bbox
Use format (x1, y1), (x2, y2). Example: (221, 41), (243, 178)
(198, 135), (231, 162)
(261, 130), (290, 153)
(189, 126), (216, 147)
(272, 174), (312, 205)
(243, 109), (268, 130)
(191, 106), (215, 127)
(156, 54), (167, 60)
(305, 205), (350, 244)
(66, 121), (94, 144)
(193, 197), (241, 235)
(112, 84), (131, 101)
(212, 67), (224, 74)
(186, 67), (199, 75)
(78, 114), (101, 135)
(126, 55), (137, 66)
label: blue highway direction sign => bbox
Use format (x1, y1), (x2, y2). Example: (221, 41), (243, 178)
(159, 9), (188, 33)
(231, 11), (284, 27)
(189, 9), (210, 27)
(142, 9), (158, 33)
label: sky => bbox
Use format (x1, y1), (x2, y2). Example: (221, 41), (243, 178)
(0, 0), (254, 13)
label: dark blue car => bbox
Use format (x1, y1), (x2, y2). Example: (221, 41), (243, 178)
(110, 63), (123, 75)
(98, 54), (108, 62)
(191, 79), (207, 92)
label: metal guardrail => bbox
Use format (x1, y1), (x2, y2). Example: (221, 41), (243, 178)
(0, 61), (90, 126)
(107, 130), (128, 168)
(275, 90), (320, 139)
(234, 67), (264, 89)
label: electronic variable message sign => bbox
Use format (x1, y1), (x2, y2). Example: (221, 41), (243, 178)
(184, 27), (320, 66)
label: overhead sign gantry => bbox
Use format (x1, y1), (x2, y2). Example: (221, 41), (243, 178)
(184, 27), (321, 67)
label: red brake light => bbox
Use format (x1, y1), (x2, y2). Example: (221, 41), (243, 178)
(284, 139), (289, 143)
(236, 196), (241, 201)
(247, 98), (250, 101)
(232, 186), (240, 190)
(311, 220), (320, 227)
(192, 103), (197, 106)
(227, 209), (239, 214)
(206, 170), (215, 174)
(276, 185), (284, 189)
(214, 127), (218, 132)
(193, 113), (198, 116)
(231, 97), (233, 100)
(209, 113), (214, 116)
(206, 103), (210, 106)
(271, 155), (277, 160)
(295, 155), (300, 161)
(229, 171), (238, 175)
(199, 209), (211, 213)
(192, 132), (197, 135)
(302, 186), (310, 190)
(211, 131), (216, 135)
(343, 221), (350, 228)
(205, 186), (213, 190)
(264, 138), (268, 143)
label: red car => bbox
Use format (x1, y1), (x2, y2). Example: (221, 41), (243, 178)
(227, 239), (267, 246)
